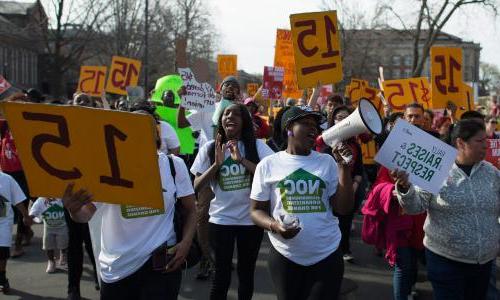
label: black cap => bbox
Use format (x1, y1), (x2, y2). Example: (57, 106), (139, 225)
(221, 76), (239, 88)
(281, 105), (325, 132)
(26, 88), (45, 103)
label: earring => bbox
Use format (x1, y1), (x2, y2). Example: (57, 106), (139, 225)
(287, 130), (293, 137)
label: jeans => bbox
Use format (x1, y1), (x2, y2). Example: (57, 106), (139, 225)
(100, 257), (181, 300)
(268, 246), (344, 300)
(487, 261), (498, 300)
(209, 223), (263, 300)
(393, 247), (418, 300)
(426, 248), (492, 300)
(338, 213), (354, 255)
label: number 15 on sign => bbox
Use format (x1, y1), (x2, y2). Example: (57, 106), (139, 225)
(290, 11), (343, 89)
(106, 56), (142, 95)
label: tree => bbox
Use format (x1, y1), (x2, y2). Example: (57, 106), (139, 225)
(375, 0), (497, 76)
(479, 62), (500, 95)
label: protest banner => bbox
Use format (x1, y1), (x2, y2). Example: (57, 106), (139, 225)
(382, 77), (431, 111)
(431, 47), (464, 109)
(106, 56), (142, 95)
(0, 102), (163, 209)
(462, 82), (475, 112)
(178, 68), (216, 112)
(0, 75), (12, 95)
(290, 11), (343, 89)
(247, 83), (259, 97)
(375, 119), (458, 195)
(217, 55), (238, 80)
(485, 139), (500, 169)
(274, 29), (302, 99)
(77, 66), (107, 97)
(262, 66), (284, 100)
(347, 79), (384, 114)
(361, 140), (378, 165)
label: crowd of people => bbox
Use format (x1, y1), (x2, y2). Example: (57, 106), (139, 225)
(0, 75), (498, 300)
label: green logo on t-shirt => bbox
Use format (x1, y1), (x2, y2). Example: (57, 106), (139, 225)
(218, 157), (251, 191)
(120, 205), (165, 219)
(43, 204), (66, 227)
(277, 168), (327, 213)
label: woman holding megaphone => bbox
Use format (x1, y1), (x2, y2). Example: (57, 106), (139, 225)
(250, 106), (354, 300)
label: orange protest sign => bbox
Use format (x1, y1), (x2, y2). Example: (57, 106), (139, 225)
(347, 79), (369, 104)
(217, 55), (238, 79)
(361, 140), (377, 165)
(431, 47), (464, 109)
(290, 11), (343, 89)
(274, 29), (302, 99)
(1, 102), (163, 209)
(382, 77), (431, 111)
(344, 84), (350, 98)
(247, 83), (259, 97)
(105, 56), (142, 95)
(77, 66), (107, 97)
(462, 82), (475, 111)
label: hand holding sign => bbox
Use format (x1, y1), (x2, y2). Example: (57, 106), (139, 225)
(178, 68), (216, 112)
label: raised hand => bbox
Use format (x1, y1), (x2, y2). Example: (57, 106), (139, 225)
(390, 169), (410, 192)
(226, 139), (242, 163)
(214, 134), (227, 167)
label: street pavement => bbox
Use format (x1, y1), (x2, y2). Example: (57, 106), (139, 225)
(4, 216), (497, 299)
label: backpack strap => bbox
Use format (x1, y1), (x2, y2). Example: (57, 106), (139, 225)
(167, 155), (177, 199)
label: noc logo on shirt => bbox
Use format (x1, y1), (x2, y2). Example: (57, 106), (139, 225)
(120, 205), (165, 219)
(277, 168), (327, 213)
(43, 204), (66, 227)
(218, 157), (251, 191)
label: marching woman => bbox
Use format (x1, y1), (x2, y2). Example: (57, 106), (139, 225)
(249, 106), (354, 300)
(394, 119), (500, 300)
(191, 103), (274, 300)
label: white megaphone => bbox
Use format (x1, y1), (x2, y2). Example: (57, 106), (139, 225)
(321, 98), (383, 162)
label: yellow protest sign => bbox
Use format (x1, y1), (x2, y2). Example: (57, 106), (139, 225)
(347, 79), (369, 104)
(431, 47), (463, 109)
(382, 77), (431, 111)
(344, 84), (350, 98)
(217, 55), (238, 80)
(77, 66), (107, 97)
(274, 29), (302, 99)
(462, 83), (475, 111)
(290, 11), (343, 89)
(247, 83), (259, 97)
(361, 140), (377, 165)
(105, 56), (142, 95)
(1, 102), (163, 209)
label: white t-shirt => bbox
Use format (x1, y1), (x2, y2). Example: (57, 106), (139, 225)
(187, 111), (216, 146)
(30, 198), (66, 229)
(250, 150), (341, 266)
(0, 172), (26, 247)
(191, 139), (274, 225)
(95, 153), (194, 283)
(159, 121), (180, 155)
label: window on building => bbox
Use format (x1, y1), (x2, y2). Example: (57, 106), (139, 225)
(404, 55), (412, 66)
(404, 69), (412, 78)
(392, 68), (401, 79)
(392, 55), (401, 66)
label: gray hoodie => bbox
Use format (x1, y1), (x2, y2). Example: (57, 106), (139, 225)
(396, 161), (500, 264)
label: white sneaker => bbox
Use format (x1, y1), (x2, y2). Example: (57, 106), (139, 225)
(343, 253), (354, 262)
(46, 260), (56, 273)
(58, 254), (67, 267)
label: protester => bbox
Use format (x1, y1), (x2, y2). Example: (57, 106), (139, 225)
(250, 105), (353, 300)
(62, 109), (196, 299)
(0, 171), (32, 294)
(285, 98), (296, 107)
(320, 105), (364, 262)
(374, 112), (404, 148)
(191, 103), (274, 299)
(267, 106), (291, 152)
(244, 97), (271, 139)
(394, 119), (500, 300)
(485, 116), (499, 139)
(212, 76), (241, 125)
(423, 109), (435, 132)
(29, 197), (68, 273)
(435, 116), (452, 140)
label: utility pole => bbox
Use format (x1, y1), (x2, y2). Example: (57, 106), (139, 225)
(144, 0), (149, 90)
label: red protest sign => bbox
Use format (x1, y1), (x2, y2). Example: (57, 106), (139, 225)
(0, 75), (12, 95)
(485, 139), (500, 169)
(262, 66), (284, 100)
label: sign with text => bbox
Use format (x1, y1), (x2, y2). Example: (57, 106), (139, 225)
(247, 83), (259, 97)
(0, 75), (12, 95)
(361, 140), (377, 165)
(217, 55), (237, 79)
(274, 29), (302, 99)
(462, 82), (475, 112)
(382, 77), (431, 111)
(375, 119), (458, 195)
(106, 56), (142, 95)
(77, 66), (107, 97)
(485, 139), (500, 169)
(431, 47), (463, 109)
(347, 79), (384, 114)
(0, 102), (163, 208)
(178, 68), (216, 112)
(290, 11), (343, 89)
(262, 66), (284, 100)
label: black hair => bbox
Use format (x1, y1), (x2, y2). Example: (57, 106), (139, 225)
(404, 103), (424, 113)
(424, 109), (434, 119)
(208, 103), (260, 176)
(461, 110), (485, 121)
(329, 105), (352, 127)
(129, 100), (160, 124)
(450, 119), (485, 147)
(388, 112), (404, 124)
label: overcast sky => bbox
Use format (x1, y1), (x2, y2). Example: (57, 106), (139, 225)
(208, 0), (500, 75)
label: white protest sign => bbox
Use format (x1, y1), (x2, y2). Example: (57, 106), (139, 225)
(178, 68), (216, 112)
(375, 119), (458, 195)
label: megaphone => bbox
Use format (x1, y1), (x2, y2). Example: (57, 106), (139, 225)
(321, 98), (383, 161)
